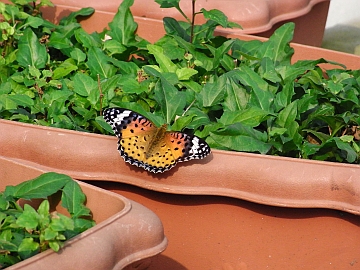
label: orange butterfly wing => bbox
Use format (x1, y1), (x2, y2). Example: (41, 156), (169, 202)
(104, 107), (211, 173)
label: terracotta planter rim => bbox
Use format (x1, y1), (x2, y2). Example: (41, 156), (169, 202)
(2, 119), (358, 170)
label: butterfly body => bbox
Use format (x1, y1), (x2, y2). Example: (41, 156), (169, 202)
(103, 107), (211, 173)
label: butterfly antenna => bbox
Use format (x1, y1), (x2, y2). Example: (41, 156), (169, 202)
(182, 99), (196, 116)
(175, 99), (196, 122)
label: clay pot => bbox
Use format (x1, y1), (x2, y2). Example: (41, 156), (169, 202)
(38, 0), (360, 70)
(1, 119), (360, 215)
(41, 0), (330, 46)
(0, 156), (167, 270)
(1, 122), (360, 269)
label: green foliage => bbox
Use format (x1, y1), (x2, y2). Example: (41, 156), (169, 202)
(0, 173), (95, 268)
(0, 0), (359, 163)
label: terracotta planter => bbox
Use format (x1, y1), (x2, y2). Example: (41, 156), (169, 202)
(1, 119), (360, 215)
(41, 0), (330, 47)
(0, 156), (167, 270)
(37, 0), (360, 70)
(1, 122), (360, 269)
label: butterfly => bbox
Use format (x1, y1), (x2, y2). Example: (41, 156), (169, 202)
(103, 107), (211, 173)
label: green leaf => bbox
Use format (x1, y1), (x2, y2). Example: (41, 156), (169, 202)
(37, 199), (50, 218)
(108, 0), (138, 46)
(220, 108), (273, 127)
(24, 16), (44, 28)
(223, 77), (249, 111)
(147, 44), (178, 73)
(155, 0), (180, 9)
(16, 28), (47, 69)
(61, 180), (91, 218)
(52, 59), (78, 79)
(72, 73), (98, 97)
(201, 8), (228, 28)
(276, 100), (298, 128)
(209, 123), (271, 154)
(48, 32), (72, 50)
(70, 48), (87, 63)
(86, 47), (117, 79)
(7, 94), (34, 107)
(18, 238), (39, 254)
(4, 172), (71, 200)
(334, 138), (357, 163)
(163, 17), (190, 41)
(257, 22), (294, 65)
(144, 66), (185, 123)
(103, 39), (127, 56)
(50, 213), (74, 231)
(16, 204), (39, 230)
(176, 67), (198, 80)
(74, 28), (101, 48)
(259, 57), (281, 83)
(48, 240), (61, 252)
(59, 7), (94, 26)
(199, 76), (226, 107)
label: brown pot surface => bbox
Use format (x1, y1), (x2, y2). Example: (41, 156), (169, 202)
(92, 180), (360, 270)
(0, 157), (167, 270)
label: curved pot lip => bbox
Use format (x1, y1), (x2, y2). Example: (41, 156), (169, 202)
(1, 118), (358, 170)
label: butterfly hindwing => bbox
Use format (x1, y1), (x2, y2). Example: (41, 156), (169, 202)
(165, 132), (211, 162)
(103, 107), (211, 173)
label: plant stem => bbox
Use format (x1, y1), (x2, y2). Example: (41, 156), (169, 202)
(190, 0), (196, 43)
(97, 74), (104, 116)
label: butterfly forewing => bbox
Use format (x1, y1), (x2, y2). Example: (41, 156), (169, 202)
(103, 107), (211, 173)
